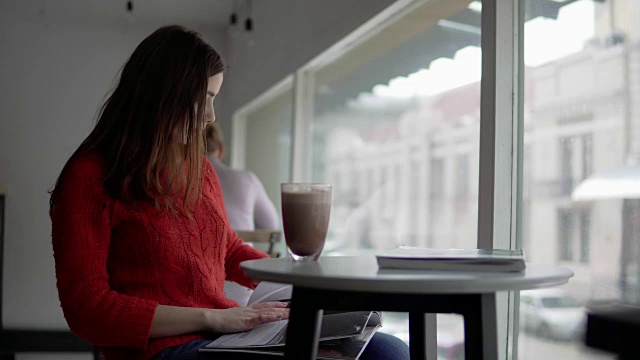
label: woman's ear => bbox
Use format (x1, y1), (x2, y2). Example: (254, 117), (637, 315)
(217, 144), (225, 160)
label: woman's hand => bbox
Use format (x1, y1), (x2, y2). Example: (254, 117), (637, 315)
(204, 301), (290, 333)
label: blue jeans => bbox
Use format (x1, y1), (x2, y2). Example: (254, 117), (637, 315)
(156, 332), (409, 360)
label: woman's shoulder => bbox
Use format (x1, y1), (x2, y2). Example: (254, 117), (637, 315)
(63, 151), (107, 181)
(53, 152), (110, 209)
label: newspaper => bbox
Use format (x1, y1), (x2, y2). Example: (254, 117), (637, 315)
(201, 282), (382, 359)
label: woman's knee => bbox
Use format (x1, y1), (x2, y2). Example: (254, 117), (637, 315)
(360, 332), (410, 360)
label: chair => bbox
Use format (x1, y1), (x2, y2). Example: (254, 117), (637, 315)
(0, 191), (100, 360)
(236, 230), (283, 258)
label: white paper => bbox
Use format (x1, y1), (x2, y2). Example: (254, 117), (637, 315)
(247, 281), (292, 306)
(206, 319), (288, 348)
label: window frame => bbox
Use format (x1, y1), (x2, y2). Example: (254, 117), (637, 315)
(478, 1), (525, 358)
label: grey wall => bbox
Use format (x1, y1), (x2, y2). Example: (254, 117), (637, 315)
(218, 0), (396, 157)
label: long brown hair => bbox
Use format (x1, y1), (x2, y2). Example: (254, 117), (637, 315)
(49, 25), (225, 215)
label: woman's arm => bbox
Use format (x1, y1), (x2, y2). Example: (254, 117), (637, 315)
(52, 156), (158, 350)
(150, 302), (289, 338)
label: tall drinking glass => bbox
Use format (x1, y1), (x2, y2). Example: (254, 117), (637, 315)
(281, 183), (332, 261)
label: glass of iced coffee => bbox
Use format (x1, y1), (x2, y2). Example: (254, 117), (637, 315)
(281, 183), (332, 261)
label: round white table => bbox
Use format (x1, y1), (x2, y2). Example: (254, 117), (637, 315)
(241, 255), (573, 360)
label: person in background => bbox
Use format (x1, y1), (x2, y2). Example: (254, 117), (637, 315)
(205, 123), (279, 231)
(49, 25), (409, 360)
(206, 123), (280, 306)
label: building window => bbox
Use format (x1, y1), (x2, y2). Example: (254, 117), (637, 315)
(430, 158), (445, 200)
(581, 134), (593, 180)
(455, 154), (470, 200)
(579, 209), (590, 263)
(559, 137), (574, 196)
(558, 209), (574, 261)
(558, 208), (591, 263)
(559, 134), (593, 196)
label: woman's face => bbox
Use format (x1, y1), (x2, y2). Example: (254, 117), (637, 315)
(203, 73), (223, 130)
(175, 73), (224, 144)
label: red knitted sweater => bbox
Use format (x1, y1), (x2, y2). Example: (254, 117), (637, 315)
(51, 153), (269, 359)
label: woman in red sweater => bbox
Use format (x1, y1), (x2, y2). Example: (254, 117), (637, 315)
(50, 25), (409, 360)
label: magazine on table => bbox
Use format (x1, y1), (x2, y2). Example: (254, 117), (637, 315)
(375, 246), (526, 272)
(200, 282), (382, 359)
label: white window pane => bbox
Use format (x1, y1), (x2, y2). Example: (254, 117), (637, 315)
(307, 2), (481, 256)
(521, 0), (639, 357)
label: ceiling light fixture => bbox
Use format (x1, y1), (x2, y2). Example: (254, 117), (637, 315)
(230, 0), (238, 26)
(245, 0), (253, 32)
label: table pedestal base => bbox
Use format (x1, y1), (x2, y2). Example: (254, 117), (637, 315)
(284, 287), (498, 360)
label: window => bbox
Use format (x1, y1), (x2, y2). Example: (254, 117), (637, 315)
(558, 209), (574, 261)
(455, 154), (470, 200)
(233, 0), (640, 356)
(582, 134), (593, 181)
(521, 0), (639, 357)
(430, 158), (445, 200)
(557, 208), (591, 263)
(559, 137), (574, 195)
(621, 199), (640, 302)
(579, 209), (591, 263)
(559, 135), (593, 196)
(304, 1), (482, 254)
